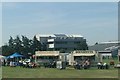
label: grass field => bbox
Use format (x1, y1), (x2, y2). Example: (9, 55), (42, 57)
(2, 57), (119, 78)
(2, 66), (118, 78)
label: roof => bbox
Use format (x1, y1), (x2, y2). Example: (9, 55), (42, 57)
(73, 53), (95, 56)
(101, 54), (112, 56)
(89, 43), (119, 51)
(72, 50), (96, 56)
(7, 53), (24, 58)
(100, 41), (120, 44)
(98, 50), (112, 53)
(35, 34), (56, 37)
(35, 51), (59, 56)
(66, 34), (83, 37)
(73, 50), (96, 53)
(35, 34), (83, 38)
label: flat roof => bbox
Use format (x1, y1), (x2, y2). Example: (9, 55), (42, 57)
(73, 53), (95, 56)
(100, 41), (120, 44)
(35, 51), (59, 56)
(98, 51), (112, 53)
(72, 50), (96, 56)
(35, 34), (56, 37)
(35, 34), (83, 38)
(73, 50), (96, 53)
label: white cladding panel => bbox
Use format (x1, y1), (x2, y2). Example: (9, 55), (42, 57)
(119, 50), (120, 56)
(48, 39), (54, 42)
(101, 54), (112, 56)
(49, 44), (54, 48)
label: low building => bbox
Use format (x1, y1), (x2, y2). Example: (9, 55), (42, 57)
(35, 51), (69, 63)
(35, 51), (60, 62)
(89, 41), (119, 51)
(89, 41), (120, 57)
(35, 50), (98, 66)
(68, 50), (98, 66)
(98, 51), (112, 62)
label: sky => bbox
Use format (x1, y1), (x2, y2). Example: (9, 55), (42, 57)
(1, 2), (118, 46)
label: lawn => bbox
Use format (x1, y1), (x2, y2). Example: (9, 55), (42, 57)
(2, 66), (118, 78)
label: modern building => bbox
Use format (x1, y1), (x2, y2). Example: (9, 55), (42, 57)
(35, 34), (87, 52)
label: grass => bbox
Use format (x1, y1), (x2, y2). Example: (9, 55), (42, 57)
(2, 57), (119, 78)
(2, 66), (118, 78)
(102, 57), (118, 64)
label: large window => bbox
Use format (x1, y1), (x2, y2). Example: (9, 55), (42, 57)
(74, 41), (81, 44)
(55, 41), (67, 44)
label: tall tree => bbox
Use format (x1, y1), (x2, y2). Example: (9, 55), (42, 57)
(2, 44), (13, 56)
(21, 35), (32, 55)
(13, 35), (22, 53)
(31, 36), (41, 54)
(77, 40), (88, 50)
(8, 36), (14, 47)
(8, 36), (14, 52)
(7, 36), (15, 53)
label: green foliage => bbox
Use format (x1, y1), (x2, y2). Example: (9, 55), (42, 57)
(21, 35), (32, 55)
(2, 45), (14, 56)
(2, 35), (42, 56)
(31, 36), (41, 54)
(77, 40), (88, 50)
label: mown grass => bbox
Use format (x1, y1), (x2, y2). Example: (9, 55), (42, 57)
(2, 66), (118, 78)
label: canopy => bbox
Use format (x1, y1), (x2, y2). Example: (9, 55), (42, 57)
(7, 52), (24, 58)
(0, 55), (6, 59)
(101, 53), (112, 56)
(35, 51), (59, 56)
(73, 53), (95, 56)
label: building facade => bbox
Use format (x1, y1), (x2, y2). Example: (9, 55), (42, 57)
(35, 34), (87, 52)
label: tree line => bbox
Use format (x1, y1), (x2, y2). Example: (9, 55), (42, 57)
(2, 35), (43, 56)
(2, 35), (88, 56)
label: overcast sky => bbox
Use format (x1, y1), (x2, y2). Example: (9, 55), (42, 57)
(2, 2), (118, 46)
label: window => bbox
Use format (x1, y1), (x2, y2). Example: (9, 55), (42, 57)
(55, 41), (67, 44)
(74, 41), (81, 44)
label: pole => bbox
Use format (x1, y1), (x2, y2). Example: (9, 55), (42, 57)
(100, 54), (103, 62)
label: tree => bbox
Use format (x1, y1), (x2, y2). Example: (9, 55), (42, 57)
(2, 36), (15, 56)
(8, 36), (14, 47)
(77, 40), (88, 50)
(2, 35), (42, 56)
(21, 35), (32, 55)
(31, 36), (41, 54)
(2, 44), (13, 56)
(13, 35), (22, 53)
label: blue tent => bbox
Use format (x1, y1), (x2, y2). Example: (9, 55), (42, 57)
(7, 53), (24, 58)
